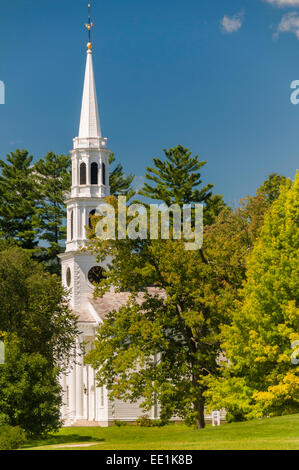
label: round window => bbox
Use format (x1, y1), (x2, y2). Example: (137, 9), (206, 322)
(66, 267), (71, 287)
(88, 266), (104, 286)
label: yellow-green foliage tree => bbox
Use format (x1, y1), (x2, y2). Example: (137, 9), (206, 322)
(205, 174), (299, 420)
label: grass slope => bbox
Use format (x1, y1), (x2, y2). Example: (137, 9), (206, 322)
(23, 414), (299, 450)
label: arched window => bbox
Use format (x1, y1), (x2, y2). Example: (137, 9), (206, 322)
(66, 267), (71, 287)
(80, 162), (86, 185)
(102, 163), (106, 186)
(91, 162), (98, 185)
(70, 210), (74, 241)
(89, 209), (96, 229)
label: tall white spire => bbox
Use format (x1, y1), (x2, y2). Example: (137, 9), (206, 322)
(78, 2), (101, 139)
(78, 48), (102, 139)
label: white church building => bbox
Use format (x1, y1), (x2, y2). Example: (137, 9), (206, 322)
(58, 18), (158, 427)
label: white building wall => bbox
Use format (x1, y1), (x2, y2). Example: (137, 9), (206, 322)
(108, 398), (155, 423)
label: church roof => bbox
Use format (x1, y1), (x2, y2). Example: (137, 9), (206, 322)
(89, 288), (166, 322)
(78, 48), (101, 139)
(89, 292), (132, 321)
(74, 309), (97, 323)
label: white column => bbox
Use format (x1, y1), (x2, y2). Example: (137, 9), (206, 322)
(87, 160), (90, 186)
(74, 204), (78, 241)
(70, 361), (76, 419)
(83, 207), (87, 240)
(93, 368), (97, 422)
(66, 210), (69, 243)
(75, 338), (84, 419)
(74, 157), (79, 188)
(90, 366), (95, 421)
(89, 369), (94, 421)
(98, 164), (101, 187)
(104, 159), (107, 187)
(86, 366), (90, 421)
(72, 158), (75, 187)
(59, 373), (67, 420)
(75, 158), (78, 187)
(67, 208), (72, 243)
(62, 374), (67, 412)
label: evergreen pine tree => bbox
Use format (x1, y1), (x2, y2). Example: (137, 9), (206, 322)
(139, 145), (213, 205)
(34, 152), (71, 274)
(139, 145), (224, 224)
(109, 152), (135, 197)
(0, 150), (39, 250)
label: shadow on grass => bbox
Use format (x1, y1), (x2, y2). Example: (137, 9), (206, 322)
(23, 434), (105, 449)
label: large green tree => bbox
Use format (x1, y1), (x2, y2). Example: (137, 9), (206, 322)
(84, 162), (217, 428)
(0, 246), (79, 436)
(205, 173), (299, 420)
(86, 234), (224, 429)
(0, 246), (78, 366)
(0, 338), (62, 437)
(0, 150), (39, 249)
(85, 167), (289, 428)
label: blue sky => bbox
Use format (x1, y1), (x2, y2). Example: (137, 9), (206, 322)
(0, 0), (299, 206)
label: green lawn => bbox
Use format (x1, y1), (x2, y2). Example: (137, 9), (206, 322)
(23, 414), (299, 450)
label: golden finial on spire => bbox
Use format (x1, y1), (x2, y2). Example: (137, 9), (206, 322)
(85, 2), (94, 50)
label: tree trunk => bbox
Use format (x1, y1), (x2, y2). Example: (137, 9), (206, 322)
(195, 399), (205, 429)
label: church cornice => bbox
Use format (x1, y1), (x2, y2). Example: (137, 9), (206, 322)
(70, 147), (110, 154)
(59, 250), (97, 260)
(65, 195), (108, 204)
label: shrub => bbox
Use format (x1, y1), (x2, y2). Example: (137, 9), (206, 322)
(113, 420), (128, 427)
(136, 415), (169, 427)
(0, 414), (9, 426)
(151, 419), (168, 427)
(136, 415), (152, 427)
(0, 425), (27, 450)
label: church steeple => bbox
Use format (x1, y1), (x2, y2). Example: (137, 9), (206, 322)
(78, 3), (101, 139)
(78, 48), (101, 138)
(65, 1), (110, 258)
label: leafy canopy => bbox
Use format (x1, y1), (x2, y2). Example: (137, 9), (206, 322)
(0, 246), (79, 436)
(0, 246), (79, 367)
(205, 173), (299, 420)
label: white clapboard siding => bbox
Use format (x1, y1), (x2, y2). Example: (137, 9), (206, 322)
(108, 398), (153, 421)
